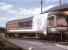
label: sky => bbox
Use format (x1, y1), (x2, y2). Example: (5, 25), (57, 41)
(0, 0), (68, 27)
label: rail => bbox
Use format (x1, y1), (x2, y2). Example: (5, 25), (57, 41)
(7, 27), (32, 30)
(47, 26), (68, 32)
(47, 26), (68, 28)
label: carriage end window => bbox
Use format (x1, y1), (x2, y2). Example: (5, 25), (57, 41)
(47, 16), (54, 26)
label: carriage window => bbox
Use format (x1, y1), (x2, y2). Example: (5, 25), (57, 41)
(56, 15), (68, 26)
(48, 16), (54, 20)
(65, 16), (68, 25)
(19, 20), (32, 28)
(47, 16), (54, 26)
(57, 16), (64, 19)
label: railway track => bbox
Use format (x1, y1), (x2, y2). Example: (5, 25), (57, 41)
(3, 38), (66, 50)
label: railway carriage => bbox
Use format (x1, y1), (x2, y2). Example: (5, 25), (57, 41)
(6, 3), (68, 41)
